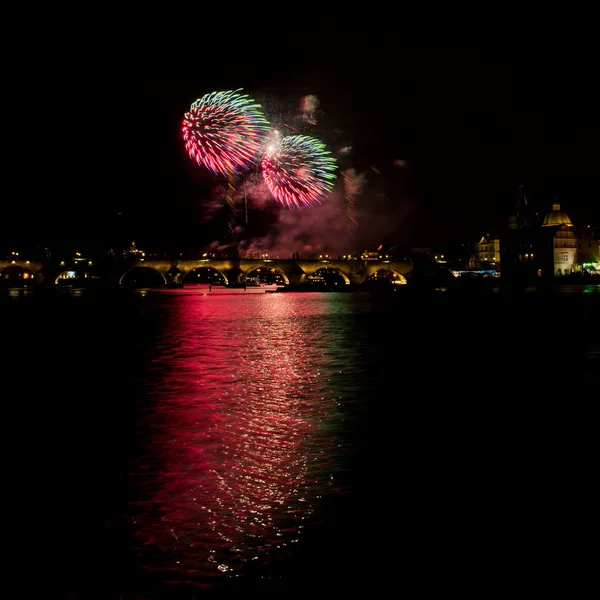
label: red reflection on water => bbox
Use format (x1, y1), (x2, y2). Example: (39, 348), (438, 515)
(130, 295), (343, 585)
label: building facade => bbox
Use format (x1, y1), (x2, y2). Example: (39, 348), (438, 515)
(501, 199), (598, 281)
(541, 204), (577, 275)
(474, 235), (501, 267)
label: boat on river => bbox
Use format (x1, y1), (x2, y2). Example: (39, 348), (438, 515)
(200, 282), (284, 294)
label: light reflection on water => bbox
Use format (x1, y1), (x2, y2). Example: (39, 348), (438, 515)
(3, 285), (598, 595)
(128, 294), (367, 587)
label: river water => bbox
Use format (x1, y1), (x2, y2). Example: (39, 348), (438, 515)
(2, 285), (598, 596)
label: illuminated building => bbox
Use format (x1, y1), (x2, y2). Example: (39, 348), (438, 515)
(541, 204), (577, 275)
(502, 197), (597, 280)
(360, 250), (381, 261)
(474, 234), (501, 268)
(127, 241), (145, 258)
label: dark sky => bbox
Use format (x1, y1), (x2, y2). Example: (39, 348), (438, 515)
(6, 17), (599, 254)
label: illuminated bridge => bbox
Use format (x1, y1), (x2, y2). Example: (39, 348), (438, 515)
(0, 258), (414, 286)
(119, 258), (413, 286)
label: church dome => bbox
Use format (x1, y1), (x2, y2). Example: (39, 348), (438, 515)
(542, 203), (573, 227)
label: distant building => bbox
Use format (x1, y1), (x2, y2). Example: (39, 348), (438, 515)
(474, 234), (501, 268)
(501, 197), (598, 280)
(360, 250), (381, 261)
(127, 241), (145, 258)
(542, 204), (577, 275)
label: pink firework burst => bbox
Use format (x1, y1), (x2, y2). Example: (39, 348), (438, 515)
(182, 89), (271, 176)
(261, 135), (337, 208)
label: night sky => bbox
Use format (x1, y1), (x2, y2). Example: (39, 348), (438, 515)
(7, 18), (599, 255)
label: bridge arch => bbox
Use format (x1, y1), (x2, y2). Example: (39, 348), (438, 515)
(182, 267), (228, 285)
(305, 267), (350, 285)
(0, 260), (42, 274)
(244, 266), (290, 285)
(1, 265), (35, 284)
(54, 270), (79, 284)
(53, 264), (102, 285)
(171, 261), (234, 285)
(119, 266), (167, 287)
(368, 268), (407, 285)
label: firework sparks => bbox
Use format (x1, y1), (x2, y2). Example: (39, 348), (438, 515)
(342, 168), (366, 236)
(182, 89), (271, 176)
(261, 135), (337, 208)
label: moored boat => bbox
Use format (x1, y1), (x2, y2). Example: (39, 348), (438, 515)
(207, 283), (284, 294)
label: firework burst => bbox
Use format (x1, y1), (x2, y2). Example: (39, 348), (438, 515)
(182, 90), (271, 176)
(261, 135), (337, 208)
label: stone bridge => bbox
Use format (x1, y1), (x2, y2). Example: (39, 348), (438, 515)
(120, 258), (414, 286)
(0, 257), (414, 286)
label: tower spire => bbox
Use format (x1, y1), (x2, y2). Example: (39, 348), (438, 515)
(515, 184), (532, 228)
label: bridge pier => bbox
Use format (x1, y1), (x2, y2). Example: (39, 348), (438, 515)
(165, 267), (184, 287)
